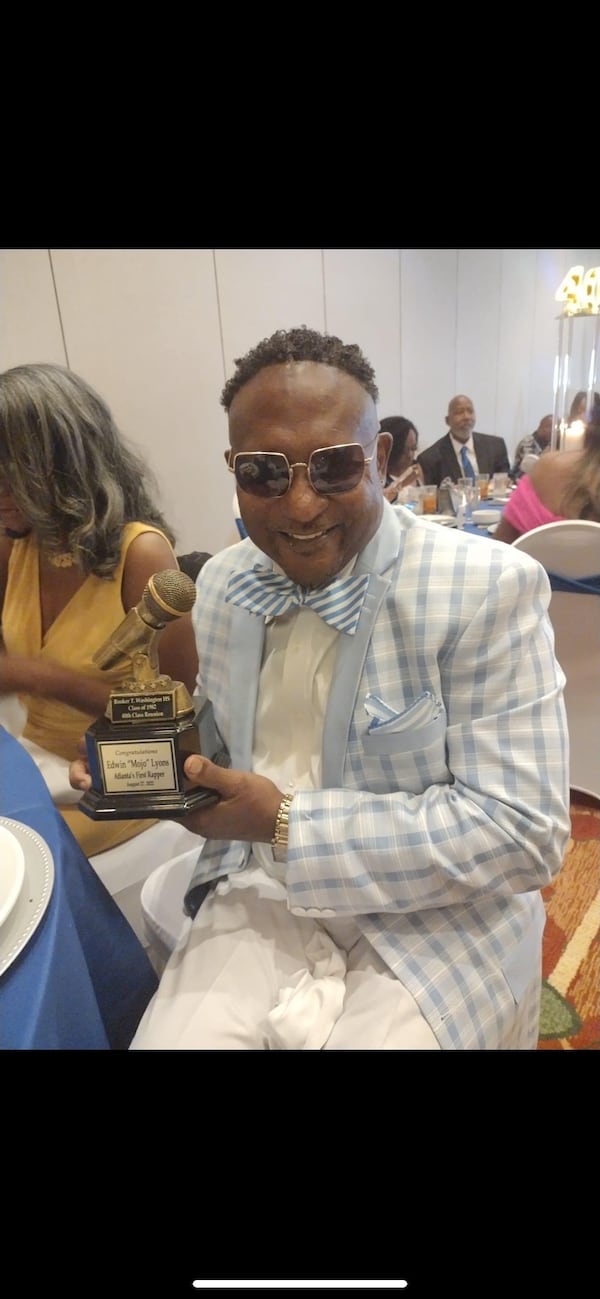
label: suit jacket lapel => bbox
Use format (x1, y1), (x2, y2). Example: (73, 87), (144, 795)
(322, 506), (401, 786)
(473, 433), (489, 473)
(443, 433), (459, 480)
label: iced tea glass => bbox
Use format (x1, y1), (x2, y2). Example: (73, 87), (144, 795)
(420, 484), (438, 515)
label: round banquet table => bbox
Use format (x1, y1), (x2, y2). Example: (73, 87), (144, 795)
(0, 725), (158, 1049)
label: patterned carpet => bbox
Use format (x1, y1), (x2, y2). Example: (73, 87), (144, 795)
(538, 793), (600, 1050)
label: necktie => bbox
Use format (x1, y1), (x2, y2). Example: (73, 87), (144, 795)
(226, 565), (370, 635)
(459, 445), (475, 481)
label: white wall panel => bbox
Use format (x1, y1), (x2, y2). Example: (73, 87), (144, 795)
(0, 249), (66, 369)
(323, 249), (401, 418)
(456, 250), (502, 435)
(215, 249), (324, 380)
(400, 249), (458, 449)
(531, 249), (570, 432)
(50, 249), (230, 555)
(495, 250), (538, 458)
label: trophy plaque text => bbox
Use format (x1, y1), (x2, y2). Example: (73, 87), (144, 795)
(79, 569), (229, 820)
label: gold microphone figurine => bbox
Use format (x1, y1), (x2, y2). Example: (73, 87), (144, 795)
(79, 569), (228, 820)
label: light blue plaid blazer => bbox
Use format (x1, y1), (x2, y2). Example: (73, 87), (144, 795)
(186, 503), (570, 1049)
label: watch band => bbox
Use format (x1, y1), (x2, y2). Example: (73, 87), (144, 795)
(271, 793), (294, 863)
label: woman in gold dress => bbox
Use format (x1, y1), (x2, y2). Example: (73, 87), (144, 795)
(0, 363), (198, 856)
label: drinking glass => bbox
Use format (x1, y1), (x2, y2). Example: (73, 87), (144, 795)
(449, 482), (466, 524)
(399, 485), (423, 514)
(419, 484), (438, 515)
(455, 478), (480, 525)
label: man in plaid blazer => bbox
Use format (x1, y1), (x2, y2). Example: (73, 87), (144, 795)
(130, 328), (570, 1051)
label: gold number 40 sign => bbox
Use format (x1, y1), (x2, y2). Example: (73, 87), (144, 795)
(555, 265), (600, 315)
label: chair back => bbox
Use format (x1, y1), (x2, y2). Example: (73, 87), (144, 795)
(90, 822), (202, 954)
(510, 519), (600, 578)
(512, 521), (600, 800)
(176, 551), (212, 582)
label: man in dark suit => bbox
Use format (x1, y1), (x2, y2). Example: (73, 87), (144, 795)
(417, 394), (510, 487)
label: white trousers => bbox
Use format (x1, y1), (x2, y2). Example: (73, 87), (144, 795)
(130, 867), (440, 1050)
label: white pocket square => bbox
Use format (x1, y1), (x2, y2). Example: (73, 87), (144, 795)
(364, 690), (443, 735)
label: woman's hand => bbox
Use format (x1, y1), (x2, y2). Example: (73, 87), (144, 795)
(396, 462), (424, 489)
(69, 736), (92, 792)
(383, 463), (424, 503)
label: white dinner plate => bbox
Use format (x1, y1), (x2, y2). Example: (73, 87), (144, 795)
(425, 514), (458, 527)
(488, 523), (499, 535)
(472, 508), (501, 526)
(0, 824), (26, 928)
(0, 817), (54, 977)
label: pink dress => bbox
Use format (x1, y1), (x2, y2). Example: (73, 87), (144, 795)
(502, 473), (564, 535)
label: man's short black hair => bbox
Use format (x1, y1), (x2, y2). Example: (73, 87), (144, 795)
(220, 325), (379, 410)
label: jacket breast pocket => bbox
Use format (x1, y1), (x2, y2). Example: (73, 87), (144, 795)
(362, 710), (446, 756)
(359, 709), (449, 793)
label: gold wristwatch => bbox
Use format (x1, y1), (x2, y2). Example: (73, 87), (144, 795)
(271, 793), (294, 863)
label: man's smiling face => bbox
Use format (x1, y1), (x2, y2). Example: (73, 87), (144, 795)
(228, 361), (390, 589)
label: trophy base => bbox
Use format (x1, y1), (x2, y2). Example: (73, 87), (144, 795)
(79, 783), (221, 820)
(79, 694), (230, 821)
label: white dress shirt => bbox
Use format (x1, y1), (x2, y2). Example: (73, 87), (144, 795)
(251, 556), (357, 884)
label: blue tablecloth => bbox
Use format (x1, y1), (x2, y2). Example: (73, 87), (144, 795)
(0, 726), (158, 1049)
(463, 498), (504, 537)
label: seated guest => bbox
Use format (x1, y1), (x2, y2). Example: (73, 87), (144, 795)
(509, 414), (553, 480)
(416, 394), (509, 488)
(495, 407), (600, 544)
(379, 416), (424, 503)
(66, 323), (569, 1052)
(0, 363), (198, 857)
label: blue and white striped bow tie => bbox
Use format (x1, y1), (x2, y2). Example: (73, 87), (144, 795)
(226, 565), (370, 635)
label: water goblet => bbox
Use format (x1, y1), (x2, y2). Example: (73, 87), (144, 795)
(457, 478), (480, 524)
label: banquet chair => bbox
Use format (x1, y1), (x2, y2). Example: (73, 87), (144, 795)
(512, 521), (600, 800)
(232, 489), (248, 539)
(140, 850), (201, 974)
(89, 822), (202, 952)
(0, 692), (27, 737)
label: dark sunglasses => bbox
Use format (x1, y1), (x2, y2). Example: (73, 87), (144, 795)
(227, 435), (379, 499)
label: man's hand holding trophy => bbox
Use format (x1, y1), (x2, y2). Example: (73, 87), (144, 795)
(80, 569), (228, 820)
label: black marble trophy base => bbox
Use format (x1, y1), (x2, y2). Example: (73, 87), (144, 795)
(79, 695), (229, 820)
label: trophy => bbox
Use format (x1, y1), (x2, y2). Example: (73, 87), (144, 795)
(79, 569), (229, 820)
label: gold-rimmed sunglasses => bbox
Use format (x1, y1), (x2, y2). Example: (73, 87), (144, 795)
(227, 435), (379, 499)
